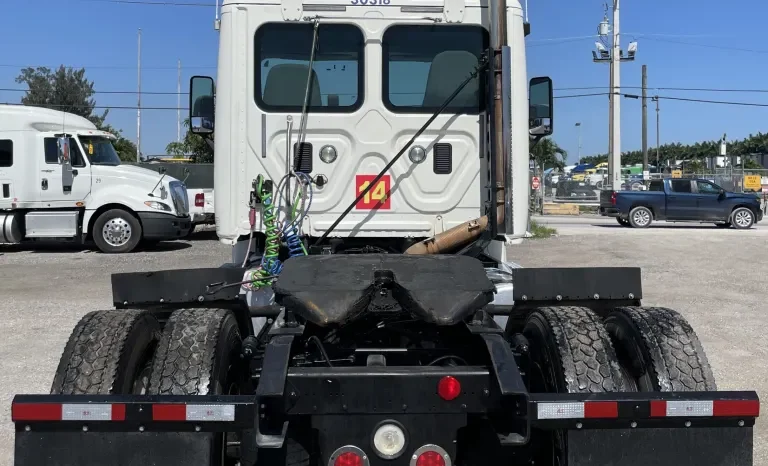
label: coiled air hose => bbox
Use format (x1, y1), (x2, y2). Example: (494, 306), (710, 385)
(246, 175), (282, 290)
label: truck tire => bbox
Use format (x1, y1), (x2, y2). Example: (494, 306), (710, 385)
(522, 307), (626, 465)
(92, 208), (143, 254)
(148, 309), (242, 465)
(730, 207), (755, 230)
(628, 206), (653, 228)
(523, 306), (625, 394)
(604, 307), (717, 392)
(51, 309), (160, 395)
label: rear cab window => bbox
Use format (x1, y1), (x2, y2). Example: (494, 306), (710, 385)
(254, 23), (364, 113)
(382, 25), (488, 114)
(648, 180), (664, 191)
(669, 179), (693, 193)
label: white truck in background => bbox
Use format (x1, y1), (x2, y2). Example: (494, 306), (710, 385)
(0, 105), (192, 253)
(188, 187), (215, 234)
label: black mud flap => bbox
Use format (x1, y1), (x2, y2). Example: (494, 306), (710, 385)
(567, 427), (753, 466)
(15, 432), (214, 466)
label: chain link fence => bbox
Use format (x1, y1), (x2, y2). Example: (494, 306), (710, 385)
(532, 169), (768, 213)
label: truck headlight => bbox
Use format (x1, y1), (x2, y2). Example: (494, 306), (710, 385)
(409, 146), (426, 164)
(144, 201), (171, 212)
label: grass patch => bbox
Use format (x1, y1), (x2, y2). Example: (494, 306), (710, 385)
(529, 219), (557, 238)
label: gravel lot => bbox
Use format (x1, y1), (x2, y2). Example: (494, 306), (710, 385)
(0, 221), (765, 464)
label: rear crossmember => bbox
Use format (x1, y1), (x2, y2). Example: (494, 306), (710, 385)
(11, 391), (759, 433)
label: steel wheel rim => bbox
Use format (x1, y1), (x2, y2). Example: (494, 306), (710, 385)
(102, 217), (132, 247)
(734, 210), (752, 228)
(633, 209), (650, 226)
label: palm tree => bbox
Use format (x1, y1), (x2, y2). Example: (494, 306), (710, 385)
(530, 137), (567, 170)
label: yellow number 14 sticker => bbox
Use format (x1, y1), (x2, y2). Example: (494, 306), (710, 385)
(355, 175), (391, 210)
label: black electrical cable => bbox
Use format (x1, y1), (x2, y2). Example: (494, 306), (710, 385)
(312, 57), (489, 248)
(307, 336), (334, 367)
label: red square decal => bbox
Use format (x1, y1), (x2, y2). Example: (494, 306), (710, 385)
(355, 175), (391, 210)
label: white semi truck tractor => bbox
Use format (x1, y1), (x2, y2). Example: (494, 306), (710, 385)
(10, 1), (758, 465)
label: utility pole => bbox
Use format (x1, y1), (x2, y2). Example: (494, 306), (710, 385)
(592, 1), (637, 188)
(651, 95), (661, 169)
(641, 64), (648, 174)
(177, 59), (182, 142)
(575, 122), (582, 164)
(137, 28), (142, 162)
(609, 0), (621, 188)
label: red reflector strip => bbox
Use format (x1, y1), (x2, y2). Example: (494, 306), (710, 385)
(12, 403), (62, 421)
(152, 404), (236, 422)
(13, 403), (125, 422)
(62, 403), (125, 421)
(584, 401), (618, 418)
(713, 400), (760, 417)
(537, 401), (619, 420)
(153, 404), (187, 421)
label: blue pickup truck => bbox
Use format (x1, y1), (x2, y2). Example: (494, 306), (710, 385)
(599, 178), (763, 229)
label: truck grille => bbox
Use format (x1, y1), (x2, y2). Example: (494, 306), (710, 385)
(433, 143), (452, 174)
(169, 181), (189, 216)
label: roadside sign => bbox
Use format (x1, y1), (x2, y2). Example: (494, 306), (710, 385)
(642, 170), (650, 180)
(671, 170), (682, 178)
(532, 177), (540, 190)
(744, 174), (761, 191)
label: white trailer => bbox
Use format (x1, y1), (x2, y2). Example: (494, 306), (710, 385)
(0, 105), (192, 253)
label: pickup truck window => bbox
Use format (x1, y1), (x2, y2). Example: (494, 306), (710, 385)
(649, 180), (664, 191)
(670, 179), (693, 193)
(696, 180), (721, 195)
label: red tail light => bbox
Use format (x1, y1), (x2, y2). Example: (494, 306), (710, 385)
(334, 452), (363, 466)
(416, 451), (446, 466)
(195, 193), (205, 207)
(611, 191), (617, 206)
(437, 376), (461, 401)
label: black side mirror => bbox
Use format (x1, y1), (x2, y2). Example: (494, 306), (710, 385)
(529, 76), (553, 136)
(189, 76), (215, 135)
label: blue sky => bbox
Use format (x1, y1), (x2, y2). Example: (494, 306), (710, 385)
(2, 0), (768, 162)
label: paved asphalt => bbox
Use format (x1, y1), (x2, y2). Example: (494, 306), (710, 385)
(1, 219), (766, 464)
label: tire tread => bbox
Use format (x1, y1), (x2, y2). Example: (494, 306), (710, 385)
(51, 309), (157, 394)
(613, 306), (716, 391)
(531, 306), (625, 392)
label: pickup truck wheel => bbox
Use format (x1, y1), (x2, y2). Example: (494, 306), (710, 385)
(731, 207), (754, 229)
(628, 206), (652, 228)
(604, 307), (717, 392)
(51, 309), (160, 395)
(523, 306), (626, 465)
(93, 208), (142, 253)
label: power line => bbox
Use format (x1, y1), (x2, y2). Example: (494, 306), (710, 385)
(557, 86), (768, 93)
(0, 63), (215, 70)
(0, 102), (187, 111)
(78, 0), (214, 6)
(0, 88), (185, 95)
(632, 94), (768, 108)
(641, 36), (768, 55)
